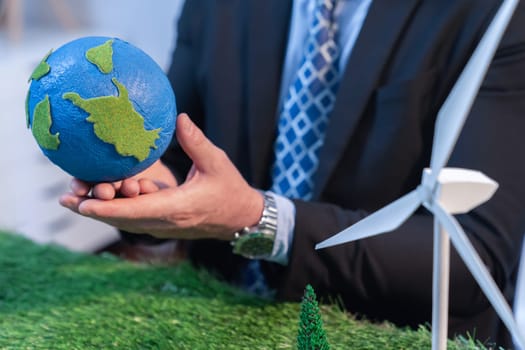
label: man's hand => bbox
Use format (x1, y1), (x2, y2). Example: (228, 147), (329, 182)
(59, 113), (264, 240)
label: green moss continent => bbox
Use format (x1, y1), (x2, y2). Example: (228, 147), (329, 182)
(29, 50), (52, 81)
(63, 77), (160, 162)
(31, 95), (60, 150)
(86, 39), (114, 74)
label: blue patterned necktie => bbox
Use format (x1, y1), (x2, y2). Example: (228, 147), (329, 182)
(271, 0), (341, 200)
(240, 0), (341, 298)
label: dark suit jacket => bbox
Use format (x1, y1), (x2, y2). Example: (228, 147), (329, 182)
(162, 0), (525, 347)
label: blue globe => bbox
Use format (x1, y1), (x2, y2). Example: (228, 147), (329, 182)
(26, 36), (177, 182)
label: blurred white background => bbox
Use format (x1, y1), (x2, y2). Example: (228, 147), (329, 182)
(0, 0), (184, 251)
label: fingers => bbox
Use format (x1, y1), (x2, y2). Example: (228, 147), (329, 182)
(59, 194), (130, 230)
(59, 192), (87, 214)
(71, 177), (162, 202)
(77, 190), (170, 220)
(92, 182), (118, 200)
(119, 179), (141, 197)
(138, 178), (161, 194)
(70, 179), (92, 196)
(176, 113), (222, 172)
(70, 178), (121, 200)
(61, 185), (165, 220)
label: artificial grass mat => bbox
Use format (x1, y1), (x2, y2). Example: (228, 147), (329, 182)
(0, 232), (486, 349)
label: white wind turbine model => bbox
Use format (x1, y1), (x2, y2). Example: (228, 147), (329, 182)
(316, 1), (525, 350)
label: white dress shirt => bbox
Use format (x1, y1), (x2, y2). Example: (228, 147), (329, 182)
(265, 0), (373, 265)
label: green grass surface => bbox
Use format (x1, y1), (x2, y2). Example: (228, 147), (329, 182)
(0, 232), (486, 349)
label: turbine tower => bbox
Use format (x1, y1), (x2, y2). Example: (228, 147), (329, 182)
(315, 1), (525, 349)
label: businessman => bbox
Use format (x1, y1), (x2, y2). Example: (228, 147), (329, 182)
(61, 0), (525, 347)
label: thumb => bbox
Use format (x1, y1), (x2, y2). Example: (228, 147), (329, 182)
(176, 113), (220, 172)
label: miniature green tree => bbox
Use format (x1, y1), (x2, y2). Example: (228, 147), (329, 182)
(297, 284), (330, 350)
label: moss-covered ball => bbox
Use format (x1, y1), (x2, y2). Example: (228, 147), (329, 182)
(26, 36), (177, 182)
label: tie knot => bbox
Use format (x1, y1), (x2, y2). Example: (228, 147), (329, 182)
(312, 0), (338, 36)
(317, 0), (337, 18)
(318, 0), (337, 9)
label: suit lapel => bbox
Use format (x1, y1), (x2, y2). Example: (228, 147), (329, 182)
(313, 0), (422, 198)
(244, 0), (292, 187)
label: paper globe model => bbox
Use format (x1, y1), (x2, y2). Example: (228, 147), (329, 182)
(26, 36), (177, 182)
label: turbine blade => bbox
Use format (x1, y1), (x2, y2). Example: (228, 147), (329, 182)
(433, 203), (525, 349)
(429, 0), (519, 181)
(316, 189), (421, 249)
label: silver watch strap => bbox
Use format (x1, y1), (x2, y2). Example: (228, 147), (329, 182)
(230, 192), (278, 258)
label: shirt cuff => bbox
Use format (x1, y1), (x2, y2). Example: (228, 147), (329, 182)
(263, 191), (295, 265)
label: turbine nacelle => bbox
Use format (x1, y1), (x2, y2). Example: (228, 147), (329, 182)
(420, 168), (499, 214)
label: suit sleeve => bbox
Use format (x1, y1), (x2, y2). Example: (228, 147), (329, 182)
(276, 3), (525, 329)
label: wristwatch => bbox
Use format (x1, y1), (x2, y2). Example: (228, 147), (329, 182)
(231, 192), (278, 259)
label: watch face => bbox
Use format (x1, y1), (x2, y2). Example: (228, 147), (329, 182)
(233, 232), (274, 259)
